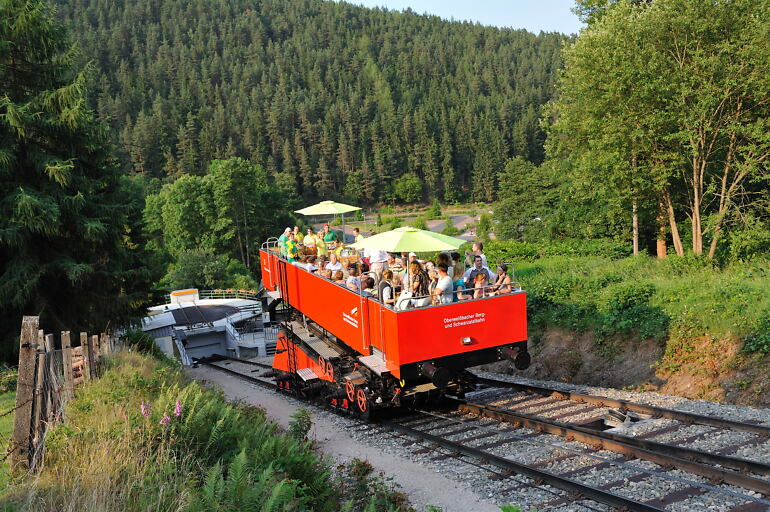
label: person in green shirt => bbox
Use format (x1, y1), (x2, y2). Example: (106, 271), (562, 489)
(322, 223), (337, 243)
(353, 227), (365, 244)
(285, 232), (301, 262)
(277, 227), (291, 257)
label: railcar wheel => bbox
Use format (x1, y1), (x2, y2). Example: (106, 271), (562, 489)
(356, 388), (371, 421)
(345, 380), (356, 403)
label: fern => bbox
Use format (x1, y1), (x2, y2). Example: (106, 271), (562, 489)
(260, 479), (299, 512)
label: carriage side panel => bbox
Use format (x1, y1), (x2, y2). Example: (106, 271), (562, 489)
(394, 292), (527, 365)
(279, 261), (369, 355)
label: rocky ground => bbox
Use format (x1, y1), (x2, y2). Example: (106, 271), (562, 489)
(188, 364), (770, 512)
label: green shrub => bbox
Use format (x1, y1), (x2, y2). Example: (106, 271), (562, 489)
(412, 217), (428, 230)
(289, 408), (313, 440)
(427, 199), (442, 219)
(743, 312), (770, 354)
(441, 223), (459, 236)
(477, 213), (492, 239)
(0, 365), (17, 393)
(597, 282), (656, 314)
(393, 174), (422, 203)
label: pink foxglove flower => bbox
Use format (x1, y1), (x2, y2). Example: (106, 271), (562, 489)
(141, 401), (151, 418)
(174, 400), (183, 417)
(160, 413), (170, 427)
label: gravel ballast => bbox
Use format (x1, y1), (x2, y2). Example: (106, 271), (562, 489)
(189, 363), (770, 511)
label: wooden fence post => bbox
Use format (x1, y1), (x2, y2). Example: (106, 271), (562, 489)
(11, 317), (39, 471)
(81, 332), (91, 382)
(91, 334), (100, 376)
(101, 332), (110, 355)
(43, 334), (55, 424)
(61, 331), (74, 401)
(31, 331), (46, 469)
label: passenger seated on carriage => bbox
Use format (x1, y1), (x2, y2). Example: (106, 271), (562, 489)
(325, 252), (342, 272)
(340, 259), (351, 278)
(433, 263), (454, 305)
(378, 269), (396, 306)
(463, 255), (495, 290)
(473, 272), (489, 299)
(361, 276), (376, 297)
(489, 264), (513, 296)
(294, 255), (316, 271)
(319, 269), (333, 280)
(452, 264), (470, 301)
(332, 270), (345, 284)
(346, 267), (361, 291)
(438, 253), (453, 281)
(409, 261), (430, 306)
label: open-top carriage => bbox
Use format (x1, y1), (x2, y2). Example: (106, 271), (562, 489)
(259, 233), (530, 418)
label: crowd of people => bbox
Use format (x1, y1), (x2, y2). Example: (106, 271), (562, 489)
(275, 228), (515, 309)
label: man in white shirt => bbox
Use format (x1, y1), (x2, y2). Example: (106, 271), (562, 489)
(368, 248), (389, 280)
(462, 255), (494, 289)
(433, 263), (454, 304)
(465, 241), (487, 268)
(325, 252), (342, 271)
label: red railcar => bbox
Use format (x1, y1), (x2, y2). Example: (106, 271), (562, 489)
(260, 242), (529, 416)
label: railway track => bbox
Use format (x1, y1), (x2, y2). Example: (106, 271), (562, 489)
(195, 355), (770, 511)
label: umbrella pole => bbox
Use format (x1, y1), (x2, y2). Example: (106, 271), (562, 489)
(341, 213), (345, 245)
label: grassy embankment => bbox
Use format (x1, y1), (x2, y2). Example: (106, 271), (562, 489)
(0, 387), (16, 491)
(486, 239), (770, 401)
(1, 349), (417, 512)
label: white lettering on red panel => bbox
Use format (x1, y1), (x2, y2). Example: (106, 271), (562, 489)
(443, 312), (486, 329)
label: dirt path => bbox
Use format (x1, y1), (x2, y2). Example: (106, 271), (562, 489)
(187, 365), (500, 512)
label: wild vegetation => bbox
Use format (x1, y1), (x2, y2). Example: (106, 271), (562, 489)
(4, 347), (419, 511)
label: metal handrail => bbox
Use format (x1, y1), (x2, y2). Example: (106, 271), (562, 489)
(395, 282), (520, 310)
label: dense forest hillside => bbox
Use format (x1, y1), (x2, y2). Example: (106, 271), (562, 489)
(55, 0), (566, 203)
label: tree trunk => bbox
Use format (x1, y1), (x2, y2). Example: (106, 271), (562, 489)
(656, 199), (667, 259)
(632, 200), (639, 256)
(691, 155), (703, 255)
(665, 190), (684, 256)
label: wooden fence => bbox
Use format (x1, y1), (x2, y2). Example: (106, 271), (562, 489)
(7, 316), (118, 472)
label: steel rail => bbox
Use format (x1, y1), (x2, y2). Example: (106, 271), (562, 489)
(459, 398), (770, 475)
(379, 418), (665, 512)
(455, 399), (770, 496)
(193, 357), (276, 390)
(412, 407), (770, 509)
(206, 353), (274, 370)
(474, 376), (770, 438)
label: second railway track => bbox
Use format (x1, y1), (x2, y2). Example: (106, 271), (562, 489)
(195, 355), (770, 511)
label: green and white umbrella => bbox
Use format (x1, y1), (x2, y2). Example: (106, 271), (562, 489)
(348, 226), (465, 253)
(294, 200), (361, 243)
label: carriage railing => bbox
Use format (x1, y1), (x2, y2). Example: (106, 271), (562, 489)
(197, 289), (261, 301)
(393, 282), (522, 311)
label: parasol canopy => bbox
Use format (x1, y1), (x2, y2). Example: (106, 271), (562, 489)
(294, 200), (361, 216)
(348, 226), (466, 253)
